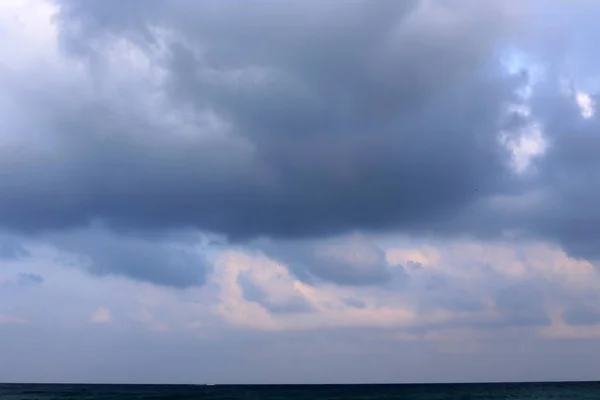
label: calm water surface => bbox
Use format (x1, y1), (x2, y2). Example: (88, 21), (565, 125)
(2, 382), (600, 400)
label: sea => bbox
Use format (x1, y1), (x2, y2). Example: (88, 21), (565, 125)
(2, 382), (600, 400)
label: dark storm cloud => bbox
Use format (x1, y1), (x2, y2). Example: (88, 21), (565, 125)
(386, 0), (600, 264)
(0, 0), (525, 241)
(4, 0), (600, 290)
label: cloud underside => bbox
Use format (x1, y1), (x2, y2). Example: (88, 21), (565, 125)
(1, 0), (600, 292)
(0, 0), (593, 244)
(3, 239), (600, 341)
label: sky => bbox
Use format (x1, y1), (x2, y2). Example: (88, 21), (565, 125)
(2, 0), (600, 384)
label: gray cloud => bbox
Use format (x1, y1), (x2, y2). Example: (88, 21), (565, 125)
(257, 234), (400, 286)
(0, 0), (524, 243)
(16, 273), (44, 286)
(524, 99), (600, 261)
(563, 305), (600, 326)
(559, 292), (600, 326)
(0, 272), (44, 289)
(414, 271), (488, 313)
(237, 272), (314, 314)
(2, 0), (600, 290)
(41, 228), (211, 288)
(472, 2), (600, 262)
(491, 281), (551, 327)
(0, 234), (29, 260)
(6, 2), (600, 383)
(393, 253), (583, 330)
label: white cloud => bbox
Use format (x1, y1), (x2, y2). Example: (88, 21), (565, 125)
(576, 91), (595, 118)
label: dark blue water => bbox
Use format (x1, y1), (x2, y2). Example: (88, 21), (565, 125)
(2, 382), (600, 400)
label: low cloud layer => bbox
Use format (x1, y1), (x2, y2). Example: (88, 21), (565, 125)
(257, 234), (399, 286)
(3, 224), (600, 381)
(3, 238), (600, 335)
